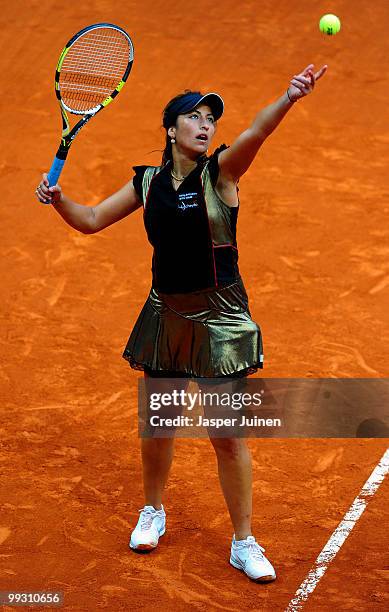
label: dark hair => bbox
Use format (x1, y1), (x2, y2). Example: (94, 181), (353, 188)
(161, 90), (202, 166)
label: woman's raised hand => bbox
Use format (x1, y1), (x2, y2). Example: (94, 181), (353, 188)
(35, 173), (62, 205)
(287, 64), (328, 102)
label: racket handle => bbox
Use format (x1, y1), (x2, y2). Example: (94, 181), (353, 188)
(47, 156), (66, 188)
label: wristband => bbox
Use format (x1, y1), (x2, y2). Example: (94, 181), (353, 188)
(286, 88), (295, 103)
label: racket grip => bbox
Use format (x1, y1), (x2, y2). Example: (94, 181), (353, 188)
(47, 156), (66, 188)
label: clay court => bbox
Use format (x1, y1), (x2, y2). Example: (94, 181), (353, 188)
(1, 0), (388, 610)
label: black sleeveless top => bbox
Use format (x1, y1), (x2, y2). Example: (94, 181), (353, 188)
(132, 145), (240, 294)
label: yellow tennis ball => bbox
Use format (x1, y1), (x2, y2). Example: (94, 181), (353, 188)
(319, 14), (341, 35)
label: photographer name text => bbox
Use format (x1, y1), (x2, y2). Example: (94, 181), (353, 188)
(148, 415), (282, 428)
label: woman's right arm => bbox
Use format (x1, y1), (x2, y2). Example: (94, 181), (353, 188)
(35, 173), (142, 234)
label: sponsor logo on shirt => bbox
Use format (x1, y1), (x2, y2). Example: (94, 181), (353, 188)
(177, 192), (199, 211)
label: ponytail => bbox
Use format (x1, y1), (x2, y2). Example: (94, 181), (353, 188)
(161, 134), (173, 167)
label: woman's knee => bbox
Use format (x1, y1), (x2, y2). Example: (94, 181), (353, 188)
(141, 437), (175, 453)
(209, 437), (248, 460)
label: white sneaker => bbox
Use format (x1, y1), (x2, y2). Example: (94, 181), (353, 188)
(129, 505), (166, 552)
(230, 535), (276, 582)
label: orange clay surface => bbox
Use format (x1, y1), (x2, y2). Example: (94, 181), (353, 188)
(1, 1), (388, 610)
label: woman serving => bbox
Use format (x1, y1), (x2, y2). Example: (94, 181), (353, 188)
(36, 62), (327, 583)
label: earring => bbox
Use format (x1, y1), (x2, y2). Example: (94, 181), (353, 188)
(171, 138), (176, 144)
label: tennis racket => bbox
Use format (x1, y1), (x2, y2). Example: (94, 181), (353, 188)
(45, 22), (134, 199)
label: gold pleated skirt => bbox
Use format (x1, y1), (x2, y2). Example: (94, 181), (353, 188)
(122, 276), (264, 378)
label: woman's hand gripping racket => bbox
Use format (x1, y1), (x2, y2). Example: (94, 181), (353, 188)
(39, 23), (134, 204)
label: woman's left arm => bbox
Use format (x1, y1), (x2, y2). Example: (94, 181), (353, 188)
(218, 63), (328, 182)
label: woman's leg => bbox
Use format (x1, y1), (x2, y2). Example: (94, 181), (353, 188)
(209, 437), (253, 540)
(141, 372), (189, 509)
(141, 437), (175, 509)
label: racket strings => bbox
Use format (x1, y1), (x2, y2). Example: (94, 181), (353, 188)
(59, 28), (132, 112)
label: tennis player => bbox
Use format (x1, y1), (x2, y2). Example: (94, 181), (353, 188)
(36, 63), (327, 582)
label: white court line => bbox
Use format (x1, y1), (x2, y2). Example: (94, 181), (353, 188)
(285, 447), (389, 611)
